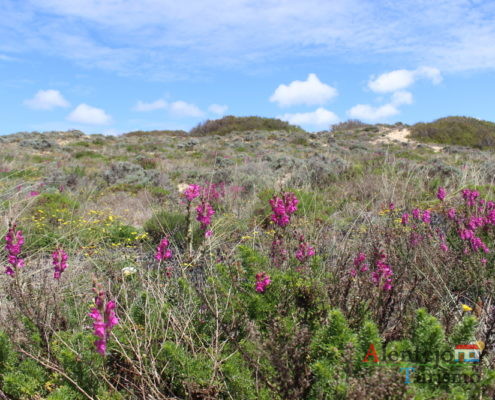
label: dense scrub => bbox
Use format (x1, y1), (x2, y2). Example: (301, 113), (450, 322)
(1, 124), (495, 399)
(189, 115), (304, 136)
(411, 116), (495, 149)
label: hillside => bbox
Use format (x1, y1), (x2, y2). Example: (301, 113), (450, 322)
(1, 119), (495, 399)
(189, 115), (305, 136)
(410, 116), (495, 149)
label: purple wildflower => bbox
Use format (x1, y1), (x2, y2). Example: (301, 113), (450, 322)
(183, 184), (201, 202)
(196, 200), (215, 230)
(437, 187), (446, 201)
(295, 240), (315, 263)
(462, 189), (480, 206)
(155, 237), (172, 261)
(89, 286), (119, 356)
(421, 210), (431, 224)
(255, 272), (272, 293)
(401, 213), (410, 226)
(447, 208), (457, 220)
(371, 252), (393, 291)
(52, 248), (68, 279)
(4, 225), (24, 276)
(269, 192), (299, 227)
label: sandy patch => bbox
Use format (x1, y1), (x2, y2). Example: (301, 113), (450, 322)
(372, 128), (443, 153)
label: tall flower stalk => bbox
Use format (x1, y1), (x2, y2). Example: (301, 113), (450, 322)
(88, 282), (119, 355)
(4, 224), (24, 276)
(52, 248), (68, 279)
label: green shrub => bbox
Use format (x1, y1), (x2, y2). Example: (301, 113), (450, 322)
(143, 209), (202, 248)
(73, 150), (105, 159)
(410, 116), (495, 149)
(190, 115), (305, 136)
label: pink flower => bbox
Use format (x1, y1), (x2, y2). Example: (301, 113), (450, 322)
(462, 189), (480, 206)
(421, 210), (431, 224)
(94, 340), (106, 355)
(196, 201), (215, 230)
(353, 252), (367, 267)
(412, 208), (421, 220)
(466, 216), (485, 230)
(447, 208), (457, 220)
(183, 184), (201, 202)
(371, 253), (393, 291)
(89, 286), (119, 356)
(295, 240), (315, 263)
(269, 192), (299, 227)
(155, 237), (172, 261)
(401, 213), (410, 226)
(460, 229), (474, 240)
(437, 187), (446, 201)
(440, 242), (449, 252)
(52, 248), (68, 279)
(409, 232), (423, 247)
(255, 272), (272, 293)
(4, 224), (24, 276)
(29, 191), (40, 197)
(201, 183), (225, 202)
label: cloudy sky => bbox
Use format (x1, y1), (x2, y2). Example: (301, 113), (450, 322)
(1, 0), (495, 134)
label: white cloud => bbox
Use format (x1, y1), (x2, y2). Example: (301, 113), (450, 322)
(24, 89), (70, 110)
(270, 73), (338, 107)
(416, 66), (442, 84)
(391, 91), (413, 106)
(368, 67), (442, 93)
(279, 107), (339, 127)
(208, 104), (228, 115)
(3, 1), (495, 78)
(347, 104), (399, 122)
(133, 99), (167, 112)
(169, 101), (204, 118)
(368, 70), (415, 93)
(67, 103), (112, 125)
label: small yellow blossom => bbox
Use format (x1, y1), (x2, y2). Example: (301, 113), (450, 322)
(461, 304), (473, 312)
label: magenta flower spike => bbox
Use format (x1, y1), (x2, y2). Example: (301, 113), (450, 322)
(295, 240), (315, 263)
(269, 192), (299, 227)
(437, 187), (446, 201)
(155, 237), (172, 261)
(196, 200), (215, 230)
(4, 224), (25, 276)
(88, 285), (119, 356)
(52, 248), (68, 279)
(255, 272), (272, 293)
(183, 184), (201, 202)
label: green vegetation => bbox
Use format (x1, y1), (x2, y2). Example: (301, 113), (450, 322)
(189, 115), (305, 136)
(123, 129), (187, 137)
(410, 116), (495, 149)
(2, 118), (495, 399)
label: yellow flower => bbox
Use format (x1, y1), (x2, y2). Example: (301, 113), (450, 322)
(461, 304), (473, 312)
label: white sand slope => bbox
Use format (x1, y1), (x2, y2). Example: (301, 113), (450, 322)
(373, 128), (443, 152)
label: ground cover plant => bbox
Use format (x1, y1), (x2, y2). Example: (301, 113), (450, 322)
(2, 116), (495, 399)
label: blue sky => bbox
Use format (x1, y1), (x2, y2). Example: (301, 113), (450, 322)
(1, 0), (495, 134)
